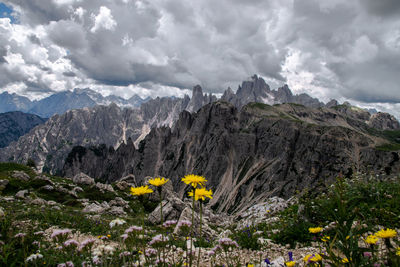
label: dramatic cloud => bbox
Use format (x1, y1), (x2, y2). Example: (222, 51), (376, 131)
(0, 0), (399, 117)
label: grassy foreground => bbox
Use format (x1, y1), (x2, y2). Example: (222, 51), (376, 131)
(0, 162), (400, 266)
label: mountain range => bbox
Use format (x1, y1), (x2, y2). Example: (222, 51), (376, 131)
(0, 88), (151, 118)
(62, 101), (400, 213)
(1, 75), (399, 210)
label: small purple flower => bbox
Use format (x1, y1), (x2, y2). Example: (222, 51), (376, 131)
(64, 239), (79, 248)
(58, 264), (66, 267)
(288, 251), (293, 261)
(119, 251), (131, 258)
(34, 231), (44, 236)
(125, 225), (143, 234)
(78, 238), (95, 251)
(163, 220), (177, 228)
(363, 252), (372, 258)
(264, 258), (271, 264)
(177, 220), (192, 228)
(14, 233), (26, 238)
(120, 234), (128, 241)
(51, 229), (72, 240)
(145, 248), (157, 257)
(66, 261), (74, 267)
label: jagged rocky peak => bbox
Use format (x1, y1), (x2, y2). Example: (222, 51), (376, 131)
(276, 84), (293, 103)
(368, 112), (400, 130)
(236, 75), (272, 106)
(185, 85), (216, 113)
(326, 99), (339, 108)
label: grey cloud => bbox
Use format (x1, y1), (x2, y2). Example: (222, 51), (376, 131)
(63, 71), (76, 77)
(360, 0), (400, 17)
(28, 34), (41, 45)
(0, 47), (7, 63)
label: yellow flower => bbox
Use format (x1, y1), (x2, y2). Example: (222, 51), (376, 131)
(309, 227), (323, 234)
(304, 253), (322, 262)
(365, 235), (378, 245)
(396, 247), (400, 256)
(247, 264), (254, 267)
(181, 174), (207, 188)
(107, 234), (111, 238)
(346, 235), (350, 240)
(188, 187), (213, 201)
(285, 261), (296, 267)
(321, 236), (330, 242)
(130, 185), (154, 196)
(341, 257), (349, 263)
(148, 177), (169, 187)
(375, 228), (397, 239)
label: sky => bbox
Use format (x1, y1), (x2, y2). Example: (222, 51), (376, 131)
(0, 0), (400, 117)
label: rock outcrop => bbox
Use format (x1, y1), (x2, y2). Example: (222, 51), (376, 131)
(63, 101), (400, 214)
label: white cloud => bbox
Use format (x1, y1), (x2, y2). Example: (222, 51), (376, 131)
(90, 6), (117, 33)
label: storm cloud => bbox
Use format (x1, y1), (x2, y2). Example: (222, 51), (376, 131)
(0, 0), (400, 116)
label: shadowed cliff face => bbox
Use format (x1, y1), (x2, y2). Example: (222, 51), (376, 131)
(62, 101), (400, 214)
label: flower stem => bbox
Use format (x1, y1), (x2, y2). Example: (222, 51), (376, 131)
(190, 194), (195, 267)
(197, 201), (203, 267)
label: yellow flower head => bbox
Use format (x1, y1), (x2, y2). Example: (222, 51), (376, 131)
(181, 174), (207, 188)
(107, 234), (111, 238)
(396, 247), (400, 256)
(130, 185), (154, 196)
(247, 264), (254, 267)
(148, 177), (169, 187)
(365, 235), (378, 245)
(375, 228), (397, 239)
(188, 187), (213, 201)
(285, 261), (296, 267)
(341, 257), (349, 263)
(309, 227), (323, 234)
(321, 235), (330, 242)
(304, 253), (322, 262)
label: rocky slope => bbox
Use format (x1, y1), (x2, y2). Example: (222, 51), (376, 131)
(62, 101), (400, 214)
(0, 85), (215, 174)
(0, 111), (47, 148)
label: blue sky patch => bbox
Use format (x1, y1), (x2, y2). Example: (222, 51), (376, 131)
(0, 2), (17, 23)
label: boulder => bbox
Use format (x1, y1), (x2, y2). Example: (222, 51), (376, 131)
(30, 198), (47, 206)
(72, 172), (95, 186)
(108, 206), (126, 216)
(82, 203), (106, 214)
(15, 190), (28, 199)
(12, 171), (30, 181)
(96, 182), (114, 193)
(115, 181), (130, 191)
(148, 196), (185, 225)
(0, 179), (9, 191)
(119, 174), (136, 185)
(41, 185), (54, 191)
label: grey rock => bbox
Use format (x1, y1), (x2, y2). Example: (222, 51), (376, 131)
(30, 198), (47, 206)
(72, 186), (84, 194)
(95, 182), (114, 192)
(109, 197), (129, 208)
(119, 174), (136, 184)
(82, 203), (106, 214)
(41, 185), (54, 191)
(47, 200), (57, 206)
(0, 179), (9, 191)
(115, 181), (130, 191)
(16, 190), (28, 199)
(108, 206), (126, 216)
(73, 172), (95, 186)
(12, 171), (30, 182)
(148, 196), (185, 225)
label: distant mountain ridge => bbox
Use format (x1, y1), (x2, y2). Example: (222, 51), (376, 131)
(0, 88), (151, 118)
(0, 111), (46, 148)
(1, 75), (399, 175)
